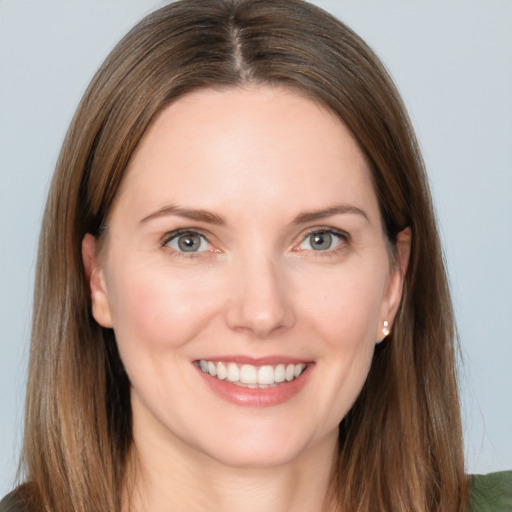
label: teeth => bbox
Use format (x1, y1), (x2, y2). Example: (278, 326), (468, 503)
(216, 362), (227, 380)
(198, 360), (307, 387)
(274, 364), (285, 383)
(257, 365), (274, 385)
(285, 364), (295, 381)
(240, 364), (257, 384)
(227, 362), (239, 382)
(207, 361), (217, 377)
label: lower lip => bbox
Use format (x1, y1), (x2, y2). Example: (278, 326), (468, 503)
(196, 364), (313, 407)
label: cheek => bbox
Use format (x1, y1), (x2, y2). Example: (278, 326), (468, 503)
(299, 262), (388, 347)
(105, 265), (222, 357)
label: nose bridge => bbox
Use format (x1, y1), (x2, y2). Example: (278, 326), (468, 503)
(226, 249), (294, 337)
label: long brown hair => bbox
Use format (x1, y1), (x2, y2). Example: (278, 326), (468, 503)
(11, 0), (467, 510)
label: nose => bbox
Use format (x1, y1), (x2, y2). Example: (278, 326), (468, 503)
(225, 255), (295, 338)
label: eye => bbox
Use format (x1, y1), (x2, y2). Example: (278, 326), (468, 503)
(164, 231), (213, 253)
(297, 230), (346, 252)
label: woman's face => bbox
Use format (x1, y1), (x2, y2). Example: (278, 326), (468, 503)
(84, 86), (408, 469)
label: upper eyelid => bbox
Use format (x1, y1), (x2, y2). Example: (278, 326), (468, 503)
(161, 228), (213, 246)
(298, 226), (349, 241)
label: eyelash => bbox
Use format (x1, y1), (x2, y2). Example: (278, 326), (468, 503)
(296, 228), (349, 256)
(161, 229), (216, 259)
(161, 227), (350, 259)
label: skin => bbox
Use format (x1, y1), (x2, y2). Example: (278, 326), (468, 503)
(83, 86), (410, 512)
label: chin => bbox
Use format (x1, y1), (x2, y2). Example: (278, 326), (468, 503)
(192, 420), (331, 470)
(203, 442), (308, 469)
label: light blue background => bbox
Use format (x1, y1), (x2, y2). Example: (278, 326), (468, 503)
(1, 0), (511, 496)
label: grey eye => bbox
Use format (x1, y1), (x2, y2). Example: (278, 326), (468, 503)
(177, 234), (202, 252)
(166, 232), (210, 252)
(308, 232), (333, 251)
(297, 230), (344, 252)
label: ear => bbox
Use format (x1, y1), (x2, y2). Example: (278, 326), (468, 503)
(82, 233), (113, 328)
(376, 227), (411, 342)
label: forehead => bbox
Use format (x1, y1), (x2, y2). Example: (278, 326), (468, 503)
(114, 85), (379, 224)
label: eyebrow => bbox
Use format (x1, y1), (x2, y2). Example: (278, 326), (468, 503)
(140, 204), (225, 225)
(140, 203), (369, 226)
(292, 204), (369, 224)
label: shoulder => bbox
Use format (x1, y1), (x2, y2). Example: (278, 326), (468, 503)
(0, 484), (35, 512)
(469, 471), (512, 512)
(0, 492), (21, 512)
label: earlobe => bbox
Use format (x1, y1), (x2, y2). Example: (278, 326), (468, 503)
(82, 234), (113, 328)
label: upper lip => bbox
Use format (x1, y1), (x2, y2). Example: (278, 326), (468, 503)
(194, 355), (313, 366)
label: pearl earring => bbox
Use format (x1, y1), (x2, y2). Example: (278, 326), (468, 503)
(376, 321), (390, 344)
(382, 320), (390, 337)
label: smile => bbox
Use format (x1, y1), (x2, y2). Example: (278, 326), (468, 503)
(198, 360), (307, 388)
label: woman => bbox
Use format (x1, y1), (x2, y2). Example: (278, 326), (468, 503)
(1, 0), (510, 511)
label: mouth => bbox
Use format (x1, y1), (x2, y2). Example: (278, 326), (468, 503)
(197, 360), (308, 389)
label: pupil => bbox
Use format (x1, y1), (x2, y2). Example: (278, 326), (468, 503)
(178, 234), (201, 252)
(311, 232), (332, 250)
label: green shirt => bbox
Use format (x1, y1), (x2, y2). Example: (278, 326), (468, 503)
(1, 471), (511, 511)
(469, 471), (512, 512)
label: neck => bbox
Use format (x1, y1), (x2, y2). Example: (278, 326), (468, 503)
(123, 425), (338, 512)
